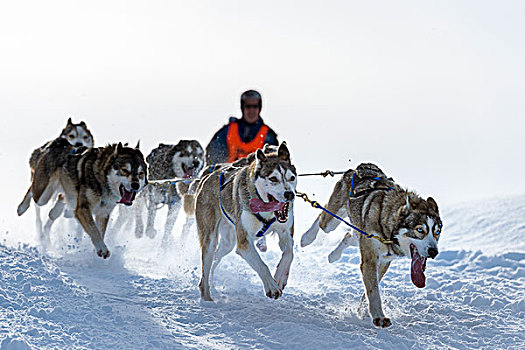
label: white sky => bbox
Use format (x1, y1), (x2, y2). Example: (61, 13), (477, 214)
(0, 0), (524, 216)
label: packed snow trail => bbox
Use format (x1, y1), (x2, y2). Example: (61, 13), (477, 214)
(1, 194), (524, 349)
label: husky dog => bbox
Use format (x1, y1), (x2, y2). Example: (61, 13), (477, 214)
(181, 144), (279, 250)
(187, 142), (296, 301)
(29, 140), (147, 258)
(115, 140), (205, 240)
(301, 163), (442, 328)
(17, 118), (94, 235)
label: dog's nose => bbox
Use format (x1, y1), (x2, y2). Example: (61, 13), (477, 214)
(284, 191), (295, 201)
(428, 247), (438, 259)
(75, 142), (83, 147)
(131, 182), (140, 191)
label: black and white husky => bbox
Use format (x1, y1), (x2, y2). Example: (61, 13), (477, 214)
(26, 140), (147, 258)
(113, 140), (205, 242)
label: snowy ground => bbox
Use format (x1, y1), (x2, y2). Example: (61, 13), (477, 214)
(1, 187), (524, 349)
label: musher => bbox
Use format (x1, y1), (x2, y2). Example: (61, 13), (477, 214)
(205, 90), (279, 165)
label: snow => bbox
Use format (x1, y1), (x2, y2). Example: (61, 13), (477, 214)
(1, 188), (524, 349)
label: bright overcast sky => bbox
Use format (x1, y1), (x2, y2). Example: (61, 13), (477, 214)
(0, 1), (524, 210)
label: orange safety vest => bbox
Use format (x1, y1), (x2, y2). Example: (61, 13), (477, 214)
(226, 122), (269, 163)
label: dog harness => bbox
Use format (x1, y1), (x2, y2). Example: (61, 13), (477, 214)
(226, 122), (269, 163)
(219, 171), (276, 237)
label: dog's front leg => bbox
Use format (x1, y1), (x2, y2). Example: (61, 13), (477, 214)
(274, 227), (294, 290)
(162, 201), (181, 243)
(145, 193), (158, 238)
(75, 201), (110, 259)
(95, 214), (111, 240)
(236, 220), (282, 299)
(360, 240), (391, 328)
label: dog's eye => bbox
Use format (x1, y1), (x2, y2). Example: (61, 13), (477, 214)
(68, 135), (74, 139)
(83, 136), (89, 140)
(139, 171), (145, 178)
(120, 169), (129, 175)
(269, 176), (279, 183)
(435, 228), (441, 235)
(289, 176), (296, 182)
(416, 227), (424, 233)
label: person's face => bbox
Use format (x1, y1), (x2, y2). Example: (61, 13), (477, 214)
(242, 98), (260, 124)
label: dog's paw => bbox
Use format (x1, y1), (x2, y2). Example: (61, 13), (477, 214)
(145, 227), (157, 239)
(373, 317), (392, 328)
(264, 279), (283, 300)
(135, 227), (144, 239)
(328, 249), (343, 263)
(97, 248), (111, 259)
(274, 271), (289, 291)
(256, 239), (267, 252)
(300, 230), (317, 247)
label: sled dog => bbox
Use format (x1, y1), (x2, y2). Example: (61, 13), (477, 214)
(190, 142), (296, 301)
(113, 140), (204, 240)
(17, 118), (94, 235)
(301, 163), (442, 328)
(30, 140), (147, 258)
(181, 144), (279, 250)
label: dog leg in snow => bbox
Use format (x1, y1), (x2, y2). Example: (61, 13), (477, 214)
(301, 216), (320, 247)
(162, 202), (181, 243)
(236, 226), (282, 300)
(360, 241), (391, 328)
(43, 194), (66, 235)
(17, 186), (32, 216)
(198, 225), (218, 302)
(181, 217), (195, 237)
(75, 203), (110, 259)
(210, 223), (236, 283)
(34, 205), (44, 239)
(145, 203), (158, 239)
(274, 228), (294, 290)
(328, 230), (359, 263)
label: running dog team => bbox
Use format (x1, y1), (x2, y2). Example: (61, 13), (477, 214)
(17, 93), (443, 328)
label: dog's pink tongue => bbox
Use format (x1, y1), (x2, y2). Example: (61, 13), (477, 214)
(249, 198), (285, 213)
(118, 189), (134, 205)
(411, 248), (427, 288)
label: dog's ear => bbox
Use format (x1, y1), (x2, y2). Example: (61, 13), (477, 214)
(135, 140), (141, 149)
(79, 121), (86, 127)
(427, 197), (439, 214)
(277, 142), (290, 161)
(66, 117), (73, 126)
(116, 142), (123, 153)
(256, 149), (266, 162)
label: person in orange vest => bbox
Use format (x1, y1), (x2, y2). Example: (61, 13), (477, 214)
(205, 90), (279, 165)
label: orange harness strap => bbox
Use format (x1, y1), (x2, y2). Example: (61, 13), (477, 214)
(226, 122), (269, 163)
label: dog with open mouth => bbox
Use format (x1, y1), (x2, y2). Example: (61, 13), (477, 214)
(29, 140), (147, 258)
(301, 163), (442, 328)
(112, 140), (205, 241)
(188, 142), (296, 301)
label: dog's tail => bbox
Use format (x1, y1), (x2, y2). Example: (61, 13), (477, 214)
(183, 194), (196, 218)
(176, 181), (190, 197)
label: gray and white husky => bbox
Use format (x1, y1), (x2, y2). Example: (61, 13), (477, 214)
(301, 163), (443, 328)
(27, 140), (147, 258)
(185, 142), (297, 301)
(113, 140), (204, 242)
(17, 118), (94, 237)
